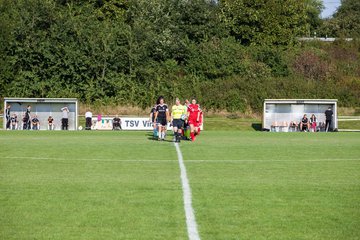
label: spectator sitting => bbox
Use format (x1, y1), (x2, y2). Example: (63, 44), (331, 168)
(85, 110), (92, 130)
(10, 114), (18, 130)
(289, 121), (298, 132)
(318, 121), (326, 131)
(309, 114), (317, 132)
(112, 115), (122, 130)
(48, 116), (54, 130)
(22, 114), (27, 130)
(300, 114), (310, 132)
(32, 115), (40, 130)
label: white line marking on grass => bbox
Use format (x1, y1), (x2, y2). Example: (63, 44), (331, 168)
(185, 159), (360, 163)
(174, 142), (201, 240)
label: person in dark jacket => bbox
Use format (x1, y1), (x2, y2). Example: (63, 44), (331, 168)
(5, 104), (11, 130)
(23, 105), (31, 130)
(325, 107), (333, 132)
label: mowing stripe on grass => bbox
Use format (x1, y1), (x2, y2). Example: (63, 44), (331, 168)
(1, 156), (177, 163)
(174, 142), (201, 240)
(1, 156), (359, 163)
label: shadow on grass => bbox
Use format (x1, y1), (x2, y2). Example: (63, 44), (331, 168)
(252, 123), (262, 131)
(146, 132), (174, 142)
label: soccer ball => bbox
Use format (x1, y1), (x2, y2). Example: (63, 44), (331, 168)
(78, 126), (83, 130)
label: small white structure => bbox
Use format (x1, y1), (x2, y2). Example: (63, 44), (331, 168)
(263, 99), (337, 132)
(3, 98), (78, 130)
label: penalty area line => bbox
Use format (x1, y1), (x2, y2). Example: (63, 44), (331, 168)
(174, 142), (201, 240)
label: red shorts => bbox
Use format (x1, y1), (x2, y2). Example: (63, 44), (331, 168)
(188, 119), (200, 127)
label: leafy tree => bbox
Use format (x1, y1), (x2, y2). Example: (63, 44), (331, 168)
(219, 0), (308, 45)
(0, 0), (358, 112)
(333, 0), (360, 37)
(305, 0), (324, 36)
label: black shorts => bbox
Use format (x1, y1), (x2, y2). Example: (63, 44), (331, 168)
(157, 117), (167, 126)
(172, 119), (184, 129)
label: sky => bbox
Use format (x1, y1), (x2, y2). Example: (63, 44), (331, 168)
(321, 0), (342, 18)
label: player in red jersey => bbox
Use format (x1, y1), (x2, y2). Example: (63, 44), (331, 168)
(187, 98), (202, 141)
(196, 107), (203, 136)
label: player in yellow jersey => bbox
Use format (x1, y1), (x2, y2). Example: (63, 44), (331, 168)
(171, 98), (187, 143)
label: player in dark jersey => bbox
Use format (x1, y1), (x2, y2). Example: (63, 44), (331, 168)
(154, 96), (169, 141)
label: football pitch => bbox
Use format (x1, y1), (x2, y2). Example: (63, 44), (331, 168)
(1, 131), (359, 239)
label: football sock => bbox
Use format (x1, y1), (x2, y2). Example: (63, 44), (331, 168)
(190, 132), (195, 141)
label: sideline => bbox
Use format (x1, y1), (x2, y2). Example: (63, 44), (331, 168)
(174, 142), (201, 240)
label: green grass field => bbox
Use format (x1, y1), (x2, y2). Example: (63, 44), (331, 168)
(1, 130), (359, 239)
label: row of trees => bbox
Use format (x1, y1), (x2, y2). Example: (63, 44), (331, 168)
(0, 0), (359, 113)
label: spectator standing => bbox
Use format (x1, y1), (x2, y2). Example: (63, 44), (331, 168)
(24, 105), (31, 130)
(48, 116), (54, 130)
(32, 115), (40, 130)
(85, 110), (92, 130)
(61, 106), (69, 130)
(22, 114), (27, 130)
(5, 104), (11, 130)
(325, 107), (333, 132)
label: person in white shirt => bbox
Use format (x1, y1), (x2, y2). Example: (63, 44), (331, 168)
(61, 106), (69, 130)
(85, 110), (92, 130)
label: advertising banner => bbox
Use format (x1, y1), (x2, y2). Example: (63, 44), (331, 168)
(91, 117), (203, 131)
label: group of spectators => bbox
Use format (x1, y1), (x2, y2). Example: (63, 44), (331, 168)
(5, 104), (69, 130)
(84, 110), (122, 130)
(149, 97), (203, 142)
(289, 107), (334, 132)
